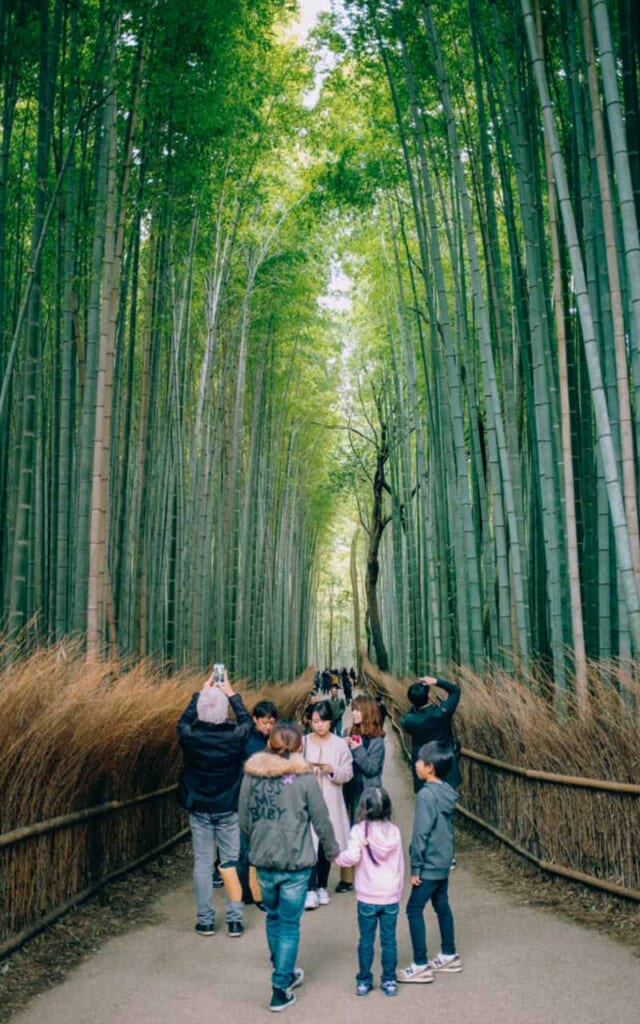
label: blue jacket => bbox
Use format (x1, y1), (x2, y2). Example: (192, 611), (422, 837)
(245, 727), (269, 759)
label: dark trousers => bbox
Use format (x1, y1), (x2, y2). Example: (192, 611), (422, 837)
(308, 842), (331, 890)
(357, 901), (399, 985)
(406, 875), (455, 965)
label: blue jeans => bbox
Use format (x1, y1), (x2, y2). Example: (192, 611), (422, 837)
(406, 876), (455, 964)
(189, 811), (243, 926)
(258, 867), (312, 991)
(357, 901), (399, 985)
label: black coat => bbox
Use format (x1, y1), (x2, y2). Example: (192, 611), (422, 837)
(400, 679), (461, 791)
(177, 693), (252, 813)
(245, 727), (269, 759)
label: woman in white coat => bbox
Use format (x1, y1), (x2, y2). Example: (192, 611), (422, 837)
(302, 700), (353, 909)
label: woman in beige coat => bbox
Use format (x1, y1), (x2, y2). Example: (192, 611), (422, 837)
(302, 700), (353, 909)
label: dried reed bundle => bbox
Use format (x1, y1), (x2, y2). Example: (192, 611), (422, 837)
(362, 654), (640, 894)
(0, 646), (314, 945)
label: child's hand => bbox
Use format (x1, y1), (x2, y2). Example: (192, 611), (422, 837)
(410, 875), (422, 887)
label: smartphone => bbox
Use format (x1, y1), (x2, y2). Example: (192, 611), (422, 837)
(213, 663), (225, 684)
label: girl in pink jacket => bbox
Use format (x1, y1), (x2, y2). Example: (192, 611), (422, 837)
(334, 787), (405, 997)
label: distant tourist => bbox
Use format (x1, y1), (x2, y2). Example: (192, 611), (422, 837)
(239, 720), (339, 1012)
(342, 666), (353, 705)
(397, 741), (462, 984)
(400, 675), (461, 792)
(301, 699), (316, 735)
(375, 693), (389, 723)
(329, 682), (346, 736)
(334, 786), (404, 997)
(177, 669), (252, 938)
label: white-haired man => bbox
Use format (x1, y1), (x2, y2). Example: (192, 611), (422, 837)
(177, 669), (252, 937)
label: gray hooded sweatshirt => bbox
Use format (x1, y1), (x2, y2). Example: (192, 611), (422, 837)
(409, 780), (458, 880)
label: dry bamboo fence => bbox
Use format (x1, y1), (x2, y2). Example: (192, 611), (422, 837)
(360, 655), (640, 902)
(0, 649), (314, 960)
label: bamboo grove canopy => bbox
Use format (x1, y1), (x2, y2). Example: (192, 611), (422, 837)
(1, 0), (639, 704)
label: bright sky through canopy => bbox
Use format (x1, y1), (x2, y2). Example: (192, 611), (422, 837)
(292, 0), (334, 39)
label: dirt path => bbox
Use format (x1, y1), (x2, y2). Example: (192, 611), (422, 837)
(8, 735), (640, 1024)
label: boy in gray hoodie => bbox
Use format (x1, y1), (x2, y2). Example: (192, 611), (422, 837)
(397, 741), (462, 983)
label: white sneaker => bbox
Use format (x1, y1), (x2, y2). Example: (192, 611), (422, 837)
(304, 890), (319, 911)
(289, 967), (304, 991)
(428, 953), (463, 973)
(396, 962), (434, 984)
(317, 888), (331, 905)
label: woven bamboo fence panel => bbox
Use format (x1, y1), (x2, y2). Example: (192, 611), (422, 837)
(360, 657), (640, 901)
(0, 787), (186, 956)
(458, 753), (640, 897)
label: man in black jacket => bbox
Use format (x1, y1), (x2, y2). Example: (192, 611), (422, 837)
(400, 675), (461, 793)
(177, 670), (252, 937)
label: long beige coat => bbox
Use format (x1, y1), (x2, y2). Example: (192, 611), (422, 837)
(303, 733), (353, 848)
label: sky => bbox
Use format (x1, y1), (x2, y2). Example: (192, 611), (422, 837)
(293, 0), (334, 39)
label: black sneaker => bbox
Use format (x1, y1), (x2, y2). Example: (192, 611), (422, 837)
(212, 872), (224, 889)
(227, 921), (244, 937)
(255, 901), (267, 912)
(195, 923), (215, 936)
(270, 988), (296, 1012)
(335, 881), (353, 893)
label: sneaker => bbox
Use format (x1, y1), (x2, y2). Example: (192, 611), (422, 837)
(304, 890), (319, 911)
(335, 880), (353, 893)
(227, 922), (244, 938)
(397, 962), (434, 984)
(270, 988), (296, 1012)
(428, 953), (463, 973)
(317, 887), (331, 905)
(289, 967), (304, 991)
(195, 923), (215, 936)
(212, 873), (224, 889)
(381, 980), (398, 997)
(356, 982), (372, 996)
(255, 901), (267, 912)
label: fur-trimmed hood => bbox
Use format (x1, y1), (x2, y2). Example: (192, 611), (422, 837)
(244, 750), (312, 778)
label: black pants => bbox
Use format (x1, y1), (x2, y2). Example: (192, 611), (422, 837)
(308, 843), (331, 890)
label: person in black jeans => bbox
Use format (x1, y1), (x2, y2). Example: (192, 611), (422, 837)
(400, 676), (461, 793)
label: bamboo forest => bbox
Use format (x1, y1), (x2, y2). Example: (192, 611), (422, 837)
(1, 0), (640, 709)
